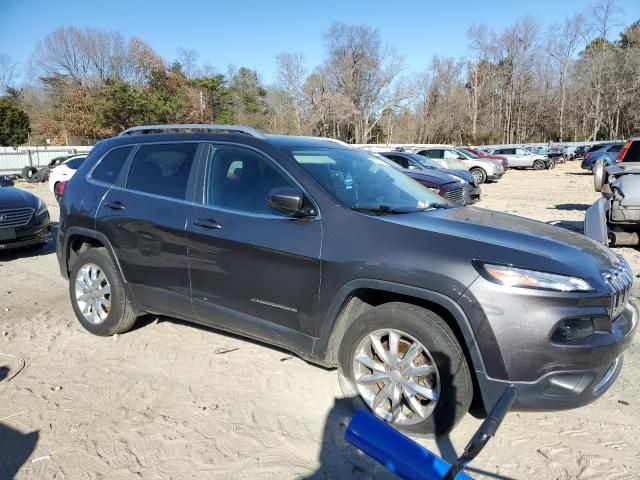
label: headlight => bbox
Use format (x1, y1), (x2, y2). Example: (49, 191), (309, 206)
(478, 263), (594, 292)
(35, 198), (47, 215)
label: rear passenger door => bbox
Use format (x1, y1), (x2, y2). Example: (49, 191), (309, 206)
(186, 143), (321, 347)
(95, 142), (202, 318)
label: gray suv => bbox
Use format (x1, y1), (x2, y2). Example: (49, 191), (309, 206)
(56, 124), (637, 434)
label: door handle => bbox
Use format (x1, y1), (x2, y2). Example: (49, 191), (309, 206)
(104, 201), (126, 210)
(193, 218), (222, 229)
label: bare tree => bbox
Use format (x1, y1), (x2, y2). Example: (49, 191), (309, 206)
(0, 54), (18, 94)
(275, 52), (308, 134)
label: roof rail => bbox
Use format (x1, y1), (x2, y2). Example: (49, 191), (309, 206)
(119, 124), (266, 139)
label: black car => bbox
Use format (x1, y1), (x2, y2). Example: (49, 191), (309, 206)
(0, 186), (51, 250)
(380, 152), (480, 204)
(56, 124), (636, 434)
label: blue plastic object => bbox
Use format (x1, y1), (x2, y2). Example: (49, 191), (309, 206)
(345, 410), (473, 480)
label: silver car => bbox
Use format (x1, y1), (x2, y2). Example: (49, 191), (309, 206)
(490, 147), (548, 170)
(414, 147), (503, 184)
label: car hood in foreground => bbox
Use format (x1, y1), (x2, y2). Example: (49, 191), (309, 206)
(382, 206), (619, 284)
(0, 186), (38, 209)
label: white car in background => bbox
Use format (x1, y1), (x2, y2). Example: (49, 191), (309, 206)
(490, 147), (549, 170)
(48, 155), (87, 198)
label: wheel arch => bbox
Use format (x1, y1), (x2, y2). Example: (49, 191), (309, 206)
(63, 227), (126, 282)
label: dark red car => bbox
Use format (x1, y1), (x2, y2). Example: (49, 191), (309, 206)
(460, 147), (509, 171)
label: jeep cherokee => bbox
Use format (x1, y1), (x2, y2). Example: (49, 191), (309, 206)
(56, 124), (637, 434)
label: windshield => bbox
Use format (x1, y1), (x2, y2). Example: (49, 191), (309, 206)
(458, 148), (479, 159)
(411, 155), (441, 169)
(286, 147), (449, 212)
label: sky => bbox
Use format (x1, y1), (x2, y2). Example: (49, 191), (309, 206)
(1, 0), (639, 85)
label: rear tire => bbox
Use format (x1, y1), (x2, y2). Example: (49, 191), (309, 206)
(338, 302), (473, 435)
(69, 247), (138, 336)
(21, 166), (37, 180)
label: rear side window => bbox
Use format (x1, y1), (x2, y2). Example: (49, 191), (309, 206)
(423, 149), (442, 159)
(92, 146), (133, 184)
(65, 156), (86, 170)
(587, 144), (606, 153)
(607, 144), (622, 153)
(387, 155), (409, 168)
(126, 143), (198, 200)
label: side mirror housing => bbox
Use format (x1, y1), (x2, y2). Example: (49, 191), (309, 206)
(267, 187), (315, 216)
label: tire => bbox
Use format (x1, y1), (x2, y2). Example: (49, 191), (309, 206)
(533, 160), (545, 170)
(470, 168), (487, 185)
(69, 247), (138, 336)
(337, 302), (473, 435)
(21, 166), (37, 180)
(546, 160), (555, 170)
(594, 159), (607, 192)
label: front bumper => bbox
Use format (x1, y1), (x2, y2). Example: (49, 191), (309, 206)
(474, 297), (637, 412)
(486, 171), (503, 181)
(0, 210), (51, 251)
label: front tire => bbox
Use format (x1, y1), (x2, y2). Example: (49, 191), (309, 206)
(69, 247), (138, 336)
(470, 168), (487, 184)
(338, 302), (473, 435)
(533, 159), (545, 170)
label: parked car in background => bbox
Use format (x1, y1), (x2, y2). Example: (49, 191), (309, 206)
(458, 147), (508, 171)
(49, 154), (88, 199)
(0, 186), (51, 251)
(377, 153), (480, 205)
(573, 145), (591, 161)
(490, 147), (551, 170)
(414, 147), (503, 184)
(57, 124), (636, 435)
(587, 139), (640, 246)
(581, 143), (624, 172)
(1, 175), (15, 187)
(379, 152), (478, 184)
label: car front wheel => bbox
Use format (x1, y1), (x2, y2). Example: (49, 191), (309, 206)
(338, 302), (473, 435)
(533, 159), (545, 170)
(470, 168), (486, 184)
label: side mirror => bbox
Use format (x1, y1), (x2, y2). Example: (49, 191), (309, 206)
(457, 155), (466, 160)
(267, 187), (314, 216)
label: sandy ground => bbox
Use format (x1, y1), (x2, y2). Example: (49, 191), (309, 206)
(1, 160), (639, 480)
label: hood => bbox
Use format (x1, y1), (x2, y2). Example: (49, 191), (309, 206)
(380, 206), (619, 286)
(405, 169), (461, 186)
(0, 187), (39, 209)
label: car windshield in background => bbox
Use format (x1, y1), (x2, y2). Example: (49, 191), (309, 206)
(458, 148), (479, 159)
(412, 155), (442, 169)
(287, 147), (449, 213)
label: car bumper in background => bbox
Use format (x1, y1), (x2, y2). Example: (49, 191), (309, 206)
(0, 210), (51, 251)
(487, 172), (503, 181)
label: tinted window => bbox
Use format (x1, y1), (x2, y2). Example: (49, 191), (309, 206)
(126, 143), (197, 200)
(206, 146), (296, 215)
(386, 155), (409, 168)
(92, 146), (133, 184)
(515, 148), (529, 155)
(607, 144), (622, 153)
(586, 144), (606, 153)
(65, 156), (86, 170)
(422, 149), (442, 159)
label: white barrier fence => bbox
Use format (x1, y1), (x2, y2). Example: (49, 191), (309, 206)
(0, 146), (93, 174)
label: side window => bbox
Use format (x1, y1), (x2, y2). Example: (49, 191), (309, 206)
(515, 148), (529, 155)
(91, 146), (133, 184)
(424, 149), (442, 159)
(206, 146), (297, 216)
(388, 155), (409, 168)
(126, 143), (197, 200)
(443, 149), (461, 160)
(65, 157), (86, 170)
(607, 144), (622, 153)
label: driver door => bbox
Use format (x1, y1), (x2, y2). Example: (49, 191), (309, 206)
(442, 149), (467, 170)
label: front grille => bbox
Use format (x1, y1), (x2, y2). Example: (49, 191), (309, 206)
(603, 256), (633, 318)
(0, 208), (34, 228)
(444, 186), (465, 204)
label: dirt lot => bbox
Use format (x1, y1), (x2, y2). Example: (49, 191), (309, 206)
(1, 160), (639, 479)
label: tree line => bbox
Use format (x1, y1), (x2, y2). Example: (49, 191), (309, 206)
(0, 0), (638, 147)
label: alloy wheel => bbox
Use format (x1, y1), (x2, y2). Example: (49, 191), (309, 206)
(75, 263), (111, 324)
(352, 328), (440, 426)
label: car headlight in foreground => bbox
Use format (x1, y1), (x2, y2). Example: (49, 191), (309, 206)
(478, 263), (594, 292)
(36, 198), (48, 215)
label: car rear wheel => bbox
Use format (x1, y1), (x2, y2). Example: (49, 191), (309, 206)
(338, 302), (473, 435)
(470, 168), (486, 184)
(594, 159), (607, 192)
(533, 160), (545, 170)
(69, 247), (138, 336)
